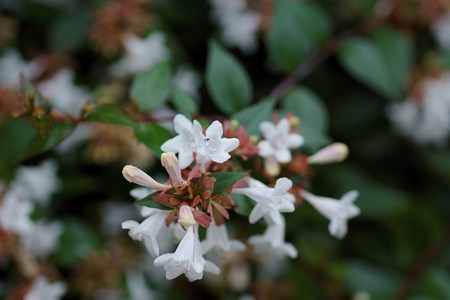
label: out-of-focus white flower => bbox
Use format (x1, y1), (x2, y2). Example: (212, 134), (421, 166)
(0, 48), (43, 87)
(248, 215), (297, 258)
(126, 271), (155, 300)
(308, 143), (349, 164)
(111, 32), (169, 77)
(209, 0), (260, 54)
(432, 12), (450, 50)
(201, 220), (245, 256)
(130, 187), (155, 200)
(20, 220), (62, 258)
(387, 73), (450, 146)
(232, 177), (295, 225)
(161, 114), (200, 169)
(150, 105), (177, 132)
(173, 66), (201, 98)
(56, 123), (93, 153)
(154, 225), (220, 281)
(24, 276), (66, 300)
(258, 118), (304, 176)
(195, 120), (239, 164)
(13, 160), (59, 205)
(300, 190), (360, 239)
(221, 12), (260, 54)
(0, 188), (33, 234)
(122, 207), (171, 257)
(101, 201), (138, 236)
(38, 68), (91, 116)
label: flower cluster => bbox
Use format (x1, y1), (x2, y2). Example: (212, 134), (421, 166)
(121, 114), (360, 281)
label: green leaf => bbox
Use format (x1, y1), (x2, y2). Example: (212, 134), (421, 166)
(281, 87), (330, 150)
(14, 121), (75, 162)
(130, 60), (172, 111)
(171, 88), (198, 116)
(84, 104), (136, 127)
(231, 99), (275, 136)
(134, 123), (172, 156)
(209, 172), (248, 195)
(338, 28), (413, 100)
(231, 194), (254, 216)
(206, 42), (252, 114)
(267, 0), (331, 72)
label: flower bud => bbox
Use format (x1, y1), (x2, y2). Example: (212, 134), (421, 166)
(161, 152), (184, 187)
(178, 205), (196, 228)
(122, 165), (171, 190)
(307, 143), (349, 165)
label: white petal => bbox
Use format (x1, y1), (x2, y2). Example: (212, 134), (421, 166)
(328, 218), (346, 239)
(204, 261), (220, 275)
(210, 151), (231, 163)
(173, 114), (193, 134)
(144, 235), (160, 257)
(341, 190), (359, 204)
(178, 150), (194, 169)
(161, 135), (183, 153)
(287, 133), (304, 148)
(257, 140), (274, 157)
(249, 204), (267, 224)
(153, 253), (172, 266)
(259, 121), (275, 139)
(274, 177), (292, 192)
(276, 118), (290, 133)
(206, 121), (223, 138)
(122, 220), (139, 230)
(221, 137), (239, 152)
(274, 148), (292, 163)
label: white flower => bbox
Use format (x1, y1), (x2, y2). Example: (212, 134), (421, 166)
(386, 73), (450, 146)
(13, 160), (59, 205)
(111, 32), (169, 77)
(0, 188), (33, 234)
(122, 165), (171, 190)
(38, 68), (91, 116)
(432, 12), (450, 50)
(154, 225), (220, 281)
(300, 190), (360, 239)
(0, 48), (43, 87)
(126, 271), (155, 300)
(122, 207), (171, 257)
(248, 215), (297, 258)
(232, 177), (295, 225)
(173, 66), (201, 98)
(20, 220), (62, 258)
(201, 220), (245, 256)
(307, 143), (349, 164)
(160, 114), (200, 169)
(24, 276), (66, 300)
(220, 12), (260, 54)
(258, 118), (304, 176)
(195, 120), (239, 164)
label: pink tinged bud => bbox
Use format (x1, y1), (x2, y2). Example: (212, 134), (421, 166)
(178, 205), (196, 228)
(122, 165), (171, 190)
(161, 152), (184, 187)
(307, 143), (349, 165)
(264, 156), (280, 177)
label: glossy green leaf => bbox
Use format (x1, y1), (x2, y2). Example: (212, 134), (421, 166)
(231, 99), (275, 136)
(84, 104), (136, 127)
(338, 28), (413, 100)
(231, 194), (254, 216)
(209, 172), (248, 195)
(267, 0), (331, 72)
(172, 88), (198, 116)
(134, 123), (172, 156)
(206, 42), (252, 114)
(130, 60), (172, 111)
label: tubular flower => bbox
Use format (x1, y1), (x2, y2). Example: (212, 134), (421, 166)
(154, 225), (220, 281)
(160, 114), (200, 169)
(122, 207), (171, 257)
(195, 120), (239, 164)
(258, 118), (304, 176)
(300, 190), (360, 239)
(201, 220), (245, 256)
(307, 143), (349, 165)
(232, 177), (295, 225)
(248, 215), (297, 259)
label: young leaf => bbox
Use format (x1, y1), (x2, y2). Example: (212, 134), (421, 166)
(171, 88), (198, 116)
(209, 172), (249, 195)
(206, 42), (252, 115)
(135, 191), (166, 209)
(134, 123), (172, 156)
(267, 0), (331, 72)
(84, 104), (136, 128)
(231, 99), (275, 136)
(130, 60), (172, 111)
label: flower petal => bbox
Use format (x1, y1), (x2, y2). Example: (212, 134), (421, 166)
(274, 148), (292, 163)
(287, 133), (304, 148)
(173, 114), (193, 134)
(206, 120), (223, 138)
(257, 140), (273, 157)
(161, 135), (183, 153)
(221, 137), (239, 152)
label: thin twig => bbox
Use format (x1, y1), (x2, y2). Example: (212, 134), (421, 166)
(393, 222), (450, 300)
